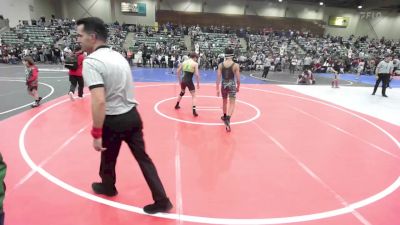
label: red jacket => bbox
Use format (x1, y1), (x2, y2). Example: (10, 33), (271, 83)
(68, 53), (85, 77)
(27, 65), (39, 86)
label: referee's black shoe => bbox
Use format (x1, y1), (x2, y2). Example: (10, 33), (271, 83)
(92, 182), (118, 197)
(144, 198), (173, 214)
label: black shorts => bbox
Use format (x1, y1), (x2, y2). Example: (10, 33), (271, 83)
(181, 81), (195, 92)
(27, 85), (38, 92)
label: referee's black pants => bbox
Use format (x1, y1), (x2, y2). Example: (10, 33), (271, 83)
(100, 106), (168, 202)
(372, 73), (390, 96)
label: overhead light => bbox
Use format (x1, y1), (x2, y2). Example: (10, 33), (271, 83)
(358, 5), (363, 9)
(319, 2), (324, 6)
(278, 0), (282, 2)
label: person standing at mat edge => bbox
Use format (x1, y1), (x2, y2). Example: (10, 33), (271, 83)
(23, 56), (42, 108)
(67, 45), (85, 101)
(76, 17), (172, 214)
(372, 55), (393, 97)
(217, 48), (240, 127)
(174, 52), (200, 117)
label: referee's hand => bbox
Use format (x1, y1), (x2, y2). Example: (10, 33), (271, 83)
(93, 138), (107, 152)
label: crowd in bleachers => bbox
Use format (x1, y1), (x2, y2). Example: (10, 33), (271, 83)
(183, 25), (311, 71)
(125, 23), (188, 68)
(0, 17), (74, 64)
(296, 34), (400, 75)
(233, 30), (399, 76)
(0, 18), (128, 65)
(190, 27), (245, 70)
(126, 22), (400, 76)
(240, 32), (301, 72)
(1, 17), (399, 77)
(127, 23), (295, 70)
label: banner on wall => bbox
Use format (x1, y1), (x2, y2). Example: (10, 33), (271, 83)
(121, 2), (146, 16)
(328, 16), (350, 28)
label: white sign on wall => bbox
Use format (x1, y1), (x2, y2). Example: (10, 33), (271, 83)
(360, 11), (382, 20)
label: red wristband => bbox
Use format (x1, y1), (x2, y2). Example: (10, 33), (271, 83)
(91, 127), (102, 139)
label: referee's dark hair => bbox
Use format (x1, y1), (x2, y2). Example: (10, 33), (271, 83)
(76, 17), (108, 42)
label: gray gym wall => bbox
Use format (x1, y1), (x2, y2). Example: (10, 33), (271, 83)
(1, 0), (399, 39)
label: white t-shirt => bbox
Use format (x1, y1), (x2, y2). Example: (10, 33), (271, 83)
(264, 58), (273, 67)
(376, 60), (393, 74)
(83, 47), (137, 115)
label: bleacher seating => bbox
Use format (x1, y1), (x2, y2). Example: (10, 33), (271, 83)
(248, 34), (301, 57)
(192, 32), (245, 55)
(1, 25), (57, 48)
(131, 32), (185, 53)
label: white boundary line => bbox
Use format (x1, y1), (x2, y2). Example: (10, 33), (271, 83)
(18, 84), (400, 224)
(174, 130), (183, 225)
(289, 105), (400, 159)
(195, 106), (222, 111)
(154, 95), (261, 126)
(249, 73), (354, 86)
(13, 124), (89, 190)
(164, 70), (210, 78)
(0, 80), (54, 115)
(196, 106), (222, 109)
(252, 123), (372, 225)
(0, 65), (25, 69)
(249, 73), (297, 84)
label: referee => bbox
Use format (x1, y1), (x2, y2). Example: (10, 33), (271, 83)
(77, 17), (172, 214)
(372, 55), (393, 97)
